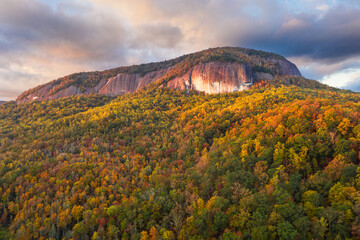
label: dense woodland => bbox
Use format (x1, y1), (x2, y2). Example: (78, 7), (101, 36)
(17, 47), (285, 101)
(2, 76), (360, 239)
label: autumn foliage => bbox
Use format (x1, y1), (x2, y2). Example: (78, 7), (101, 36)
(1, 78), (360, 239)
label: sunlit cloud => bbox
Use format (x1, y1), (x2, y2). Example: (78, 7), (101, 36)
(1, 0), (360, 100)
(321, 68), (360, 90)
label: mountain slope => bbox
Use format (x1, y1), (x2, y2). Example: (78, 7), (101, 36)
(17, 47), (301, 103)
(2, 80), (360, 239)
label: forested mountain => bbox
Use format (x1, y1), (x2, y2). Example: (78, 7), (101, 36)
(1, 74), (360, 239)
(17, 47), (300, 103)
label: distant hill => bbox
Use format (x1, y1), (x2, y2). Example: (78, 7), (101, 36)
(0, 101), (5, 105)
(17, 47), (302, 103)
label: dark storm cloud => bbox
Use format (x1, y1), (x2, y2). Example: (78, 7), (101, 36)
(231, 6), (360, 63)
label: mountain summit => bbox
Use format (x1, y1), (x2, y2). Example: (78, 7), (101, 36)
(17, 47), (301, 103)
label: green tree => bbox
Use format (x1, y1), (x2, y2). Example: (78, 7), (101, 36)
(277, 221), (298, 240)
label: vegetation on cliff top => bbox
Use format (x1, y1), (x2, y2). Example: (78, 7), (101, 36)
(2, 77), (360, 239)
(17, 47), (287, 101)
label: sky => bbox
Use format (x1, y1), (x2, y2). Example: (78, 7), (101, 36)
(1, 0), (360, 100)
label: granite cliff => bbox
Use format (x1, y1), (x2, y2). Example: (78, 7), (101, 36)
(17, 47), (301, 103)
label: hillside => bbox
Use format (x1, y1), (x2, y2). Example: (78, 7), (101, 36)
(1, 77), (360, 239)
(16, 47), (301, 103)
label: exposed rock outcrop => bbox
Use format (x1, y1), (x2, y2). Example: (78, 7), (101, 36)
(254, 72), (274, 81)
(267, 58), (302, 76)
(52, 86), (81, 99)
(18, 70), (169, 103)
(167, 62), (253, 93)
(17, 47), (302, 103)
(88, 69), (168, 96)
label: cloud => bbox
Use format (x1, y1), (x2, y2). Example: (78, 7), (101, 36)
(134, 23), (183, 48)
(0, 0), (129, 63)
(0, 64), (43, 101)
(321, 68), (360, 91)
(96, 0), (360, 63)
(281, 18), (309, 32)
(1, 0), (360, 100)
(229, 7), (360, 62)
(288, 56), (360, 79)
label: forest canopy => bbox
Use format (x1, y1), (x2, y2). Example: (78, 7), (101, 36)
(1, 78), (360, 239)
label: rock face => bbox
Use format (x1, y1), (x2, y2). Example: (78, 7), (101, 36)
(167, 62), (254, 93)
(166, 58), (301, 94)
(17, 48), (302, 103)
(88, 69), (168, 96)
(18, 70), (169, 103)
(52, 86), (81, 99)
(20, 85), (82, 102)
(254, 72), (274, 81)
(267, 58), (301, 76)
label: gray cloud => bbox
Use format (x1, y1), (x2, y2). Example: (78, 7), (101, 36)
(219, 5), (360, 64)
(0, 0), (129, 64)
(134, 23), (183, 48)
(1, 0), (360, 99)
